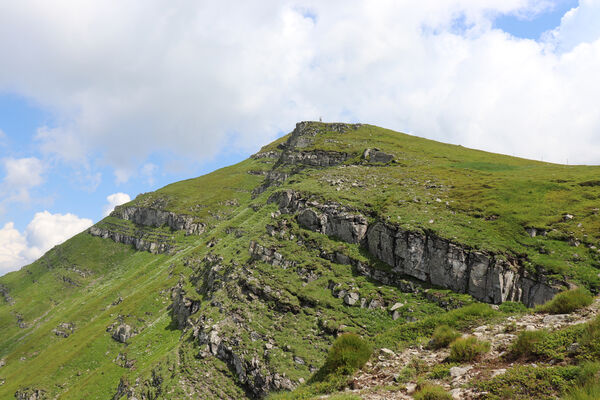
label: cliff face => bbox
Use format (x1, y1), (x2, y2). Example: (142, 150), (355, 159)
(268, 189), (564, 307)
(111, 206), (205, 236)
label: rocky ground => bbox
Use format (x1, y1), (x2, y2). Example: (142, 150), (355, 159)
(332, 297), (600, 399)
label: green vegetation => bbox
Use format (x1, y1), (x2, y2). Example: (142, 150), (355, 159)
(475, 365), (583, 400)
(413, 383), (453, 400)
(536, 288), (593, 314)
(429, 325), (461, 349)
(2, 121), (600, 399)
(316, 333), (372, 379)
(448, 336), (490, 362)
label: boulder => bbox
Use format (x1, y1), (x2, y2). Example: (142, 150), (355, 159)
(344, 292), (359, 306)
(111, 324), (133, 343)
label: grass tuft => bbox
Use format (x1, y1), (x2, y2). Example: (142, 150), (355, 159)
(536, 288), (593, 315)
(413, 383), (453, 400)
(429, 325), (461, 349)
(448, 336), (490, 362)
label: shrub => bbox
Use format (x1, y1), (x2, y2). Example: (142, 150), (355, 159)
(562, 383), (600, 400)
(448, 336), (490, 362)
(563, 363), (600, 400)
(316, 333), (372, 379)
(536, 288), (593, 315)
(510, 329), (550, 359)
(413, 383), (453, 400)
(578, 316), (600, 361)
(429, 325), (461, 349)
(499, 301), (529, 314)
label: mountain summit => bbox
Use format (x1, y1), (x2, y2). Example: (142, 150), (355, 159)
(1, 122), (599, 399)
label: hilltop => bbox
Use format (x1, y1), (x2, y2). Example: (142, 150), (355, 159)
(1, 122), (599, 399)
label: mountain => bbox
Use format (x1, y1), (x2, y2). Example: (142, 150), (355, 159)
(1, 122), (599, 400)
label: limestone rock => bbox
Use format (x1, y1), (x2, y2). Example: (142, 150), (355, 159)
(344, 292), (359, 306)
(52, 322), (75, 338)
(111, 324), (134, 343)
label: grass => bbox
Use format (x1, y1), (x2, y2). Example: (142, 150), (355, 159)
(3, 121), (600, 399)
(313, 333), (372, 381)
(413, 383), (453, 400)
(448, 336), (490, 362)
(429, 325), (461, 349)
(536, 288), (593, 315)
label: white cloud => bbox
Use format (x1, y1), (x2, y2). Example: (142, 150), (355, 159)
(545, 0), (600, 52)
(102, 192), (131, 217)
(0, 211), (93, 276)
(0, 222), (28, 274)
(1, 157), (45, 204)
(0, 0), (598, 172)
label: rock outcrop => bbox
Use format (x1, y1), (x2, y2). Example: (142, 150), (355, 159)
(0, 284), (14, 305)
(111, 324), (134, 343)
(252, 122), (361, 195)
(198, 327), (294, 398)
(170, 283), (200, 330)
(112, 206), (205, 235)
(362, 148), (395, 163)
(14, 388), (46, 400)
(268, 190), (565, 307)
(89, 226), (175, 254)
(52, 322), (75, 338)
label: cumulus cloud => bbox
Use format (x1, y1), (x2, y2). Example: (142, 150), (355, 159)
(102, 192), (131, 217)
(0, 0), (599, 176)
(0, 211), (93, 276)
(1, 157), (45, 204)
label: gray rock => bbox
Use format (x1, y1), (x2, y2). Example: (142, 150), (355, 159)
(542, 314), (570, 325)
(52, 322), (75, 338)
(491, 368), (507, 377)
(111, 324), (133, 343)
(380, 348), (395, 356)
(567, 342), (580, 354)
(344, 292), (360, 306)
(15, 388), (46, 400)
(450, 365), (472, 379)
(390, 302), (404, 311)
(272, 189), (566, 307)
(363, 148), (395, 163)
(293, 356), (305, 365)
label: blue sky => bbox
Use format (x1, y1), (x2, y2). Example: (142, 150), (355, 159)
(1, 0), (600, 275)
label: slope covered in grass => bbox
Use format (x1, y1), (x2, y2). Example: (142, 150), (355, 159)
(1, 121), (599, 399)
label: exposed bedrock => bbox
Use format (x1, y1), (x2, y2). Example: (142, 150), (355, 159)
(88, 226), (174, 254)
(112, 206), (205, 235)
(268, 190), (565, 307)
(198, 327), (295, 398)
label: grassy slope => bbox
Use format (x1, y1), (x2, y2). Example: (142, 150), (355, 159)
(1, 122), (599, 399)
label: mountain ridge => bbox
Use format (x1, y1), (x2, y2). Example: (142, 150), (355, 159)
(1, 121), (599, 399)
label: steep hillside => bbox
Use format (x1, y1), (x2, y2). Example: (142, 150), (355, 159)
(1, 122), (599, 399)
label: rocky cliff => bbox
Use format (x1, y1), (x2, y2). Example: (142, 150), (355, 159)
(268, 189), (565, 307)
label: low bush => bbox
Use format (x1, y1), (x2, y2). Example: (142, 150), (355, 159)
(510, 329), (550, 359)
(316, 333), (372, 379)
(429, 325), (461, 349)
(413, 383), (453, 400)
(499, 301), (529, 314)
(536, 288), (593, 315)
(475, 365), (580, 399)
(448, 336), (490, 362)
(577, 316), (600, 361)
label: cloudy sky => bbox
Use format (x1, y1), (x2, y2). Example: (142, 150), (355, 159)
(1, 0), (599, 275)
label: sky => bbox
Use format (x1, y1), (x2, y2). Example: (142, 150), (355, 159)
(1, 0), (599, 276)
